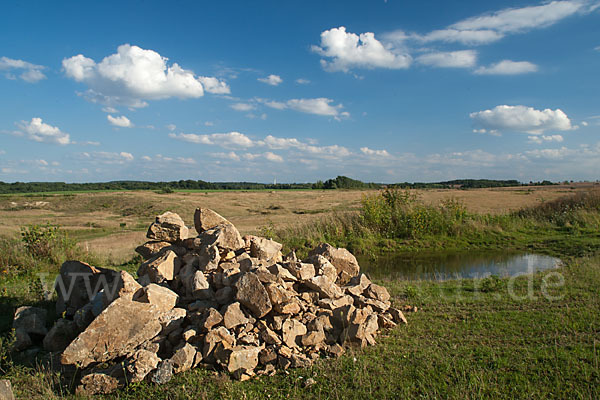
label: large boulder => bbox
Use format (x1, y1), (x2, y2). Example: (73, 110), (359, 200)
(234, 272), (272, 318)
(308, 243), (360, 284)
(194, 208), (232, 234)
(146, 212), (189, 242)
(61, 297), (164, 368)
(55, 261), (120, 316)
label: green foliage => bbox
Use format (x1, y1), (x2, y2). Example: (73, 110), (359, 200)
(480, 275), (502, 293)
(361, 189), (470, 239)
(20, 223), (62, 259)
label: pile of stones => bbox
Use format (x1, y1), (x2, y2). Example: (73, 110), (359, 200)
(11, 209), (410, 395)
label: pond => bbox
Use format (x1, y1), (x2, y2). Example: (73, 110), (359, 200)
(356, 251), (561, 281)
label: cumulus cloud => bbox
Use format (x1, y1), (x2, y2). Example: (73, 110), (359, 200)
(296, 78), (310, 84)
(416, 50), (477, 68)
(169, 132), (254, 148)
(230, 103), (255, 112)
(475, 60), (538, 75)
(263, 98), (349, 119)
(14, 118), (71, 145)
(107, 114), (132, 128)
(360, 147), (391, 157)
(528, 134), (564, 144)
(258, 74), (283, 86)
(243, 152), (284, 162)
(62, 44), (229, 107)
(312, 26), (411, 72)
(470, 105), (576, 134)
(0, 56), (46, 82)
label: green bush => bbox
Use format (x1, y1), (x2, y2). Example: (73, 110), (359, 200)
(361, 189), (471, 239)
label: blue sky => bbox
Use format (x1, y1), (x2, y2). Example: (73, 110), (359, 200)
(0, 0), (599, 183)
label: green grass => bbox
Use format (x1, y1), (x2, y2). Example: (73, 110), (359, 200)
(1, 256), (598, 399)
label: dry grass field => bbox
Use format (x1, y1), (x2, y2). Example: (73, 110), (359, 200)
(0, 183), (596, 263)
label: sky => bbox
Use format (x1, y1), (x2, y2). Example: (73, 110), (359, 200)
(0, 0), (599, 183)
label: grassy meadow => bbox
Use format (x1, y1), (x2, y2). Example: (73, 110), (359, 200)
(0, 185), (599, 399)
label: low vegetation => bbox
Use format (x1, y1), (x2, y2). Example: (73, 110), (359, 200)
(0, 189), (598, 398)
(278, 189), (600, 258)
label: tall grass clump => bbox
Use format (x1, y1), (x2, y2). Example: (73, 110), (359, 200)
(514, 189), (600, 228)
(0, 223), (100, 276)
(361, 189), (470, 239)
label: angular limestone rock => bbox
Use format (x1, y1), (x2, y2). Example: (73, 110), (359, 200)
(200, 223), (245, 252)
(308, 243), (360, 284)
(248, 236), (283, 262)
(137, 250), (180, 284)
(171, 343), (198, 374)
(234, 272), (272, 318)
(194, 208), (232, 234)
(135, 241), (172, 260)
(147, 212), (189, 242)
(133, 283), (179, 312)
(282, 319), (307, 348)
(12, 306), (47, 336)
(305, 275), (343, 299)
(61, 298), (163, 368)
(127, 349), (161, 383)
(223, 302), (249, 329)
(0, 380), (15, 400)
(76, 373), (119, 396)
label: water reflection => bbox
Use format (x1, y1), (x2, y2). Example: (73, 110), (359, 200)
(356, 251), (561, 281)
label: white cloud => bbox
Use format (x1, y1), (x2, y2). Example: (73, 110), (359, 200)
(264, 152), (284, 162)
(141, 155), (152, 161)
(581, 121), (589, 126)
(263, 98), (349, 118)
(0, 56), (46, 82)
(475, 60), (538, 75)
(166, 124), (176, 131)
(295, 78), (310, 84)
(243, 152), (284, 162)
(169, 131), (254, 148)
(451, 1), (587, 35)
(82, 151), (134, 164)
(528, 134), (564, 144)
(212, 151), (240, 161)
(415, 29), (503, 45)
(470, 105), (576, 134)
(102, 106), (118, 113)
(230, 103), (255, 112)
(258, 74), (283, 86)
(312, 26), (411, 72)
(62, 44), (229, 107)
(197, 76), (231, 94)
(525, 146), (576, 159)
(107, 114), (132, 128)
(14, 118), (71, 145)
(417, 50), (477, 68)
(120, 152), (134, 161)
(360, 147), (391, 157)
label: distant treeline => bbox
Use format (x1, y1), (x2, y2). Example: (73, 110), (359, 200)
(0, 176), (556, 194)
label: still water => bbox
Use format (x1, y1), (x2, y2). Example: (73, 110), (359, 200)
(356, 251), (561, 281)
